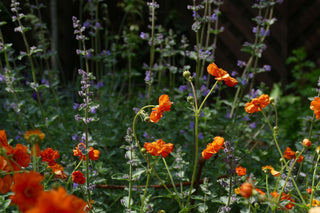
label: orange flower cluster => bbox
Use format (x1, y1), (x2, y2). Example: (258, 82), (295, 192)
(207, 62), (238, 87)
(72, 170), (86, 184)
(9, 170), (86, 212)
(73, 143), (100, 161)
(235, 166), (247, 176)
(271, 191), (295, 210)
(245, 94), (270, 114)
(144, 139), (174, 158)
(283, 147), (304, 163)
(240, 182), (253, 198)
(26, 187), (87, 213)
(310, 97), (320, 119)
(150, 94), (173, 123)
(262, 165), (280, 177)
(201, 136), (225, 160)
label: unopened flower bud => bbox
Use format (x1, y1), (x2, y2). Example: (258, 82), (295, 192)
(183, 70), (191, 79)
(270, 97), (275, 105)
(159, 211), (165, 213)
(187, 96), (194, 104)
(302, 138), (311, 148)
(141, 148), (146, 153)
(273, 126), (278, 135)
(316, 146), (320, 155)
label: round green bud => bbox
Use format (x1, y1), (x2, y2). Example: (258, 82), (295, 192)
(187, 96), (194, 103)
(183, 70), (191, 79)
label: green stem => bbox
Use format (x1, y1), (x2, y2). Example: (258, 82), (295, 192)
(140, 171), (151, 213)
(310, 153), (320, 206)
(162, 158), (182, 209)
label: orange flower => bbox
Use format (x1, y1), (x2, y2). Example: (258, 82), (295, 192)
(150, 94), (173, 123)
(24, 129), (45, 142)
(144, 139), (174, 158)
(49, 163), (67, 179)
(307, 188), (312, 194)
(73, 143), (86, 161)
(255, 188), (266, 195)
(240, 182), (253, 198)
(235, 166), (247, 176)
(26, 187), (87, 213)
(41, 148), (60, 166)
(201, 136), (225, 160)
(271, 191), (295, 209)
(283, 147), (295, 160)
(234, 187), (241, 194)
(262, 165), (280, 177)
(10, 171), (44, 212)
(207, 63), (238, 87)
(303, 138), (312, 148)
(283, 147), (304, 163)
(245, 94), (270, 114)
(72, 170), (86, 184)
(88, 147), (100, 161)
(310, 97), (320, 119)
(8, 144), (31, 171)
(0, 156), (9, 172)
(0, 130), (13, 153)
(0, 175), (12, 194)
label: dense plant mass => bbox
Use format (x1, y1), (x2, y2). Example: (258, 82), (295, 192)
(1, 0), (320, 212)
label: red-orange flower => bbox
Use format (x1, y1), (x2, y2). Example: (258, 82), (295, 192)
(201, 136), (225, 160)
(240, 182), (253, 198)
(88, 147), (100, 161)
(310, 97), (320, 119)
(235, 166), (247, 176)
(255, 188), (266, 195)
(49, 163), (67, 180)
(283, 147), (304, 163)
(10, 171), (44, 212)
(271, 191), (295, 209)
(41, 148), (60, 166)
(245, 94), (270, 114)
(303, 138), (312, 148)
(0, 156), (9, 172)
(8, 144), (31, 171)
(0, 130), (13, 153)
(150, 94), (173, 123)
(144, 139), (174, 158)
(207, 63), (238, 87)
(73, 143), (86, 161)
(72, 170), (86, 184)
(26, 187), (87, 213)
(0, 175), (12, 194)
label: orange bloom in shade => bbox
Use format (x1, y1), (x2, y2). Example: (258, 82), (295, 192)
(49, 163), (67, 179)
(235, 166), (247, 176)
(10, 171), (44, 212)
(24, 129), (45, 142)
(88, 147), (100, 161)
(310, 97), (320, 119)
(25, 187), (87, 213)
(307, 188), (312, 194)
(72, 170), (86, 184)
(144, 139), (174, 158)
(201, 136), (225, 160)
(245, 94), (270, 114)
(41, 148), (60, 166)
(150, 94), (173, 123)
(0, 175), (12, 194)
(207, 63), (238, 87)
(9, 144), (31, 171)
(73, 143), (86, 161)
(0, 156), (9, 172)
(262, 165), (280, 177)
(240, 182), (253, 198)
(296, 155), (304, 163)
